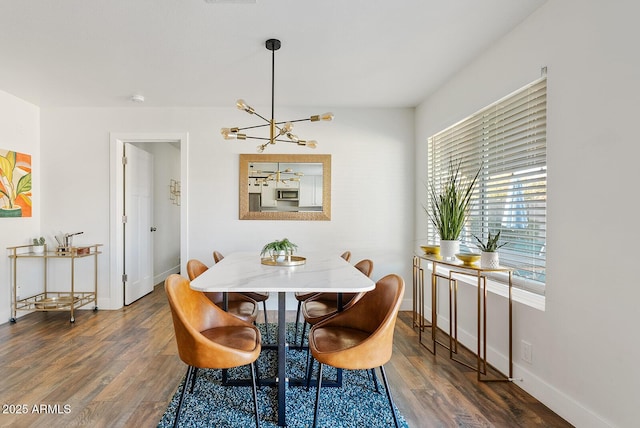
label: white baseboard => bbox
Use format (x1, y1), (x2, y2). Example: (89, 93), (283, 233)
(425, 308), (612, 428)
(154, 265), (180, 286)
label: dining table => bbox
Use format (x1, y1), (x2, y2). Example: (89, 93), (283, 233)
(189, 251), (376, 427)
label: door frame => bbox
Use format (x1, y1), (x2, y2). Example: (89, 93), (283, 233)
(109, 132), (189, 309)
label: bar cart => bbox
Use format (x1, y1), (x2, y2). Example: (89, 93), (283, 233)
(7, 244), (101, 323)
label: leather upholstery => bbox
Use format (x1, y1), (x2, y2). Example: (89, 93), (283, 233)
(301, 259), (374, 325)
(340, 251), (352, 262)
(309, 273), (404, 370)
(164, 274), (261, 369)
(186, 259), (259, 323)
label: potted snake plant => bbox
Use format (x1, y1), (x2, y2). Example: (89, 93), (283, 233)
(473, 231), (507, 268)
(426, 159), (480, 260)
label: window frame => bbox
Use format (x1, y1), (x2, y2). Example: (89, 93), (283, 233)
(427, 77), (547, 295)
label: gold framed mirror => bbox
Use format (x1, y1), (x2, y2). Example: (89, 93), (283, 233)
(239, 154), (331, 220)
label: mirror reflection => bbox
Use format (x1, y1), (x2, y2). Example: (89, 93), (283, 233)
(239, 154), (331, 220)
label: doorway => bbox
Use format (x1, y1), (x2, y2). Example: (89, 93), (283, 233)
(110, 133), (189, 310)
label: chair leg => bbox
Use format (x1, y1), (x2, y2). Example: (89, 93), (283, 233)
(312, 363), (324, 428)
(300, 321), (308, 347)
(370, 368), (380, 393)
(174, 365), (195, 428)
(262, 301), (269, 343)
(379, 365), (400, 428)
(189, 367), (199, 393)
(305, 352), (314, 391)
(249, 362), (260, 428)
(294, 301), (302, 343)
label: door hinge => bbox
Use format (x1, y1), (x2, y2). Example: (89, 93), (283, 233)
(122, 156), (128, 165)
(122, 215), (127, 224)
(122, 274), (128, 282)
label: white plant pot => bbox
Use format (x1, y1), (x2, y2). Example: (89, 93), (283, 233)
(440, 240), (460, 261)
(481, 251), (500, 269)
(32, 245), (45, 254)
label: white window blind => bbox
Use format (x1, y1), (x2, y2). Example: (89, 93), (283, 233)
(427, 77), (547, 295)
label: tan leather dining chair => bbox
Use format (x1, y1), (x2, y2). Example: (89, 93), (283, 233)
(213, 251), (270, 336)
(165, 274), (262, 427)
(299, 259), (374, 346)
(308, 273), (404, 428)
(186, 259), (259, 324)
(294, 251), (354, 342)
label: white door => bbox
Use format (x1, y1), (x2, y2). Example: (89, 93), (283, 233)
(124, 143), (154, 305)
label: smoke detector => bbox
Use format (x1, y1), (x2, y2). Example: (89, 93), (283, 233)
(130, 94), (145, 103)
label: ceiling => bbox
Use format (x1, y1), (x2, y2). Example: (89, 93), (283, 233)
(0, 0), (546, 109)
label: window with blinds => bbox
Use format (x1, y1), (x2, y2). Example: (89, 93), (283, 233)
(427, 77), (547, 295)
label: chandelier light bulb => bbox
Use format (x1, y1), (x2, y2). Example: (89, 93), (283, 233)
(306, 140), (318, 149)
(236, 99), (254, 114)
(311, 112), (334, 122)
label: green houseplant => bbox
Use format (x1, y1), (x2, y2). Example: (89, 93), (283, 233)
(473, 231), (507, 252)
(32, 236), (45, 254)
(426, 159), (480, 259)
(260, 238), (298, 261)
(473, 231), (507, 268)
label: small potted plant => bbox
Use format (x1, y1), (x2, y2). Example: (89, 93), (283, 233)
(32, 236), (45, 254)
(426, 159), (480, 260)
(260, 238), (298, 262)
(473, 231), (507, 268)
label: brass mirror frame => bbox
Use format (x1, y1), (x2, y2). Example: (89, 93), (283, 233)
(239, 153), (331, 221)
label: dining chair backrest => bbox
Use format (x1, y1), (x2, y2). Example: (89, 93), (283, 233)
(213, 251), (224, 264)
(340, 251), (352, 262)
(312, 274), (404, 368)
(353, 258), (374, 278)
(187, 259), (208, 281)
(186, 258), (225, 305)
(164, 274), (260, 369)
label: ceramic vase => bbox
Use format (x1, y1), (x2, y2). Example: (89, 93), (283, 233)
(440, 240), (460, 261)
(481, 251), (500, 268)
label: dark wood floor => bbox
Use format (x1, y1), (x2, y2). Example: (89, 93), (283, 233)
(0, 284), (571, 428)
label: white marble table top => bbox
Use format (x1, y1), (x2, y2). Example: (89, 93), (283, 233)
(189, 251), (375, 293)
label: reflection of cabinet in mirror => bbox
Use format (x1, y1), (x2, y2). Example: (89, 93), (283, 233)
(240, 154), (331, 220)
(299, 175), (322, 207)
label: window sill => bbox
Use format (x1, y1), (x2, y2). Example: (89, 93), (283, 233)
(426, 263), (545, 311)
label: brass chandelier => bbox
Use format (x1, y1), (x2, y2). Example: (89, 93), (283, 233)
(221, 39), (333, 152)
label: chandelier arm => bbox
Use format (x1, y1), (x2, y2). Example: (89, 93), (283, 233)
(251, 111), (272, 125)
(236, 123), (272, 131)
(243, 135), (305, 143)
(273, 118), (312, 125)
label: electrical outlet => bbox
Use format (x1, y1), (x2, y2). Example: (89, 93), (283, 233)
(521, 340), (533, 364)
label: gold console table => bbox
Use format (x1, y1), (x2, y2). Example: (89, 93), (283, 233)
(413, 254), (513, 382)
(8, 244), (101, 323)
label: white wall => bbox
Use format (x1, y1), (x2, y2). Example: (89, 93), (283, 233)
(38, 106), (415, 311)
(0, 90), (40, 323)
(414, 1), (639, 427)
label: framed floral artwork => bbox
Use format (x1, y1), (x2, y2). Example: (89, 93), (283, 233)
(0, 149), (32, 217)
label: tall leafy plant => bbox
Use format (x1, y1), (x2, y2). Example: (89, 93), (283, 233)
(427, 159), (480, 241)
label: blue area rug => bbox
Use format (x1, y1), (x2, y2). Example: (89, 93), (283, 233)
(158, 323), (409, 427)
